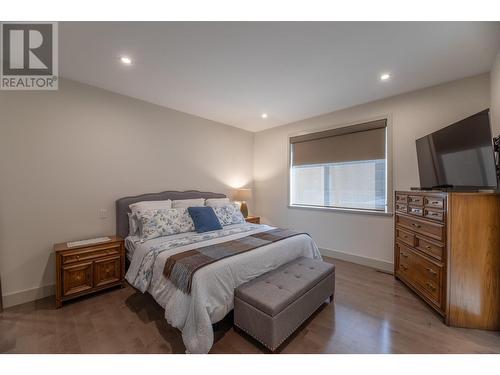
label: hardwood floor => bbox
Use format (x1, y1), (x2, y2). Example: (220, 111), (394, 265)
(1, 258), (500, 354)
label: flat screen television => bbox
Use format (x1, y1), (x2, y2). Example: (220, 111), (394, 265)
(415, 109), (498, 190)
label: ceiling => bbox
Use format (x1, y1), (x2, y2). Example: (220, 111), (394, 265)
(60, 22), (500, 132)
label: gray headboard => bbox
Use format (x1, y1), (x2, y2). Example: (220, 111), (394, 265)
(116, 190), (226, 238)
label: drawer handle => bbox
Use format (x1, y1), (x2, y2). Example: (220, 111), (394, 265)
(426, 267), (437, 276)
(425, 282), (437, 292)
(400, 252), (408, 258)
(431, 201), (439, 205)
(411, 223), (421, 228)
(425, 245), (432, 250)
(76, 255), (80, 260)
(400, 265), (408, 271)
(428, 212), (439, 217)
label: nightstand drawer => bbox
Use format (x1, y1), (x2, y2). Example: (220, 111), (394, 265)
(62, 244), (121, 264)
(94, 256), (121, 287)
(62, 261), (93, 296)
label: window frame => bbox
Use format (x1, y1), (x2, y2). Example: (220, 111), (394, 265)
(287, 115), (393, 216)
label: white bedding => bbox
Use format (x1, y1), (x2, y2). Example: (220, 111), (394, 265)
(125, 223), (321, 353)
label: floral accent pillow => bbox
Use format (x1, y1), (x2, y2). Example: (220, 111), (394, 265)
(213, 203), (245, 226)
(138, 208), (195, 241)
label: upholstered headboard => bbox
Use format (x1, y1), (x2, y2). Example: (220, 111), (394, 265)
(115, 190), (227, 238)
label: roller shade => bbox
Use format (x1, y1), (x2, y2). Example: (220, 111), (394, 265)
(291, 119), (387, 166)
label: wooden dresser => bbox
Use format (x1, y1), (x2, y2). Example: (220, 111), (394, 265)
(394, 190), (500, 330)
(54, 236), (125, 308)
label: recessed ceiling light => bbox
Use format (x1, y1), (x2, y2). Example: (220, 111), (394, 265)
(261, 113), (268, 119)
(120, 56), (132, 65)
(380, 73), (391, 81)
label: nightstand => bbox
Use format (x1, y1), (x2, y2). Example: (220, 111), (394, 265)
(54, 235), (125, 308)
(245, 216), (260, 224)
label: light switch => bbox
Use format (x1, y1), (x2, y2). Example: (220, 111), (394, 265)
(98, 208), (108, 219)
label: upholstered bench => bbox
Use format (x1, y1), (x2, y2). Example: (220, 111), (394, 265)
(234, 257), (335, 351)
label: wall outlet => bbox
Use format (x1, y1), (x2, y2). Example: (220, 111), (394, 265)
(98, 208), (108, 219)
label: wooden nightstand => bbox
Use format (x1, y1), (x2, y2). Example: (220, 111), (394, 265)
(245, 216), (260, 224)
(54, 235), (125, 308)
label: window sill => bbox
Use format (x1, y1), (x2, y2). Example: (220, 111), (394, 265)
(288, 204), (393, 217)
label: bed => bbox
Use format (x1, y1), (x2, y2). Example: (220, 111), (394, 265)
(116, 190), (321, 353)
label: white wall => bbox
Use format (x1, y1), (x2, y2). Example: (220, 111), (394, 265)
(491, 49), (500, 135)
(0, 79), (254, 307)
(253, 74), (491, 268)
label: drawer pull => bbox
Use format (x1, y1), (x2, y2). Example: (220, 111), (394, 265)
(426, 267), (437, 276)
(425, 282), (437, 292)
(425, 245), (432, 250)
(411, 223), (421, 228)
(76, 255), (80, 260)
(400, 252), (408, 258)
(400, 265), (408, 271)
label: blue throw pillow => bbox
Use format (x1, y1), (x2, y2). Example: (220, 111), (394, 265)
(187, 206), (223, 233)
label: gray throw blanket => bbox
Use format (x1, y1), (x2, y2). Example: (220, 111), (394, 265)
(163, 228), (307, 294)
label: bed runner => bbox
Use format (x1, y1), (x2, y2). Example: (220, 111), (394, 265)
(163, 228), (307, 294)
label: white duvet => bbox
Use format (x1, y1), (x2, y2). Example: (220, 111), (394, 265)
(125, 223), (321, 353)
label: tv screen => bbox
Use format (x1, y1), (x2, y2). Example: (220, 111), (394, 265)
(415, 109), (497, 190)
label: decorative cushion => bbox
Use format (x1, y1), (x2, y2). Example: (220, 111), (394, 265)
(138, 208), (195, 241)
(187, 206), (223, 233)
(213, 203), (245, 226)
(205, 198), (230, 207)
(172, 198), (205, 209)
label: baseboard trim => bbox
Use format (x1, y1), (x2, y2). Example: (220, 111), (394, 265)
(2, 284), (55, 308)
(320, 248), (394, 273)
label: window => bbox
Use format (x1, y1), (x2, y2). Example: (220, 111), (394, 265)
(290, 119), (388, 212)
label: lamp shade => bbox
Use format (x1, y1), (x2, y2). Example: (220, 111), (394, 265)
(233, 188), (252, 202)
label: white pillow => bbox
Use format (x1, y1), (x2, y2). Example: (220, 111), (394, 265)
(129, 200), (172, 217)
(128, 213), (139, 236)
(138, 208), (195, 241)
(172, 198), (205, 209)
(205, 198), (230, 207)
(213, 203), (245, 226)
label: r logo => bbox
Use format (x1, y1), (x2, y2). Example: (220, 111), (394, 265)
(2, 23), (53, 75)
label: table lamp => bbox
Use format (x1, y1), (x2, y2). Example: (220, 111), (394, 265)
(233, 188), (252, 218)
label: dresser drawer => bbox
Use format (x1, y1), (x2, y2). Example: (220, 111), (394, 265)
(396, 214), (445, 242)
(408, 195), (423, 206)
(396, 228), (415, 247)
(395, 193), (408, 204)
(424, 208), (444, 222)
(62, 243), (121, 264)
(407, 248), (443, 305)
(395, 203), (407, 213)
(396, 243), (443, 307)
(415, 235), (444, 260)
(424, 196), (445, 209)
(408, 206), (423, 217)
